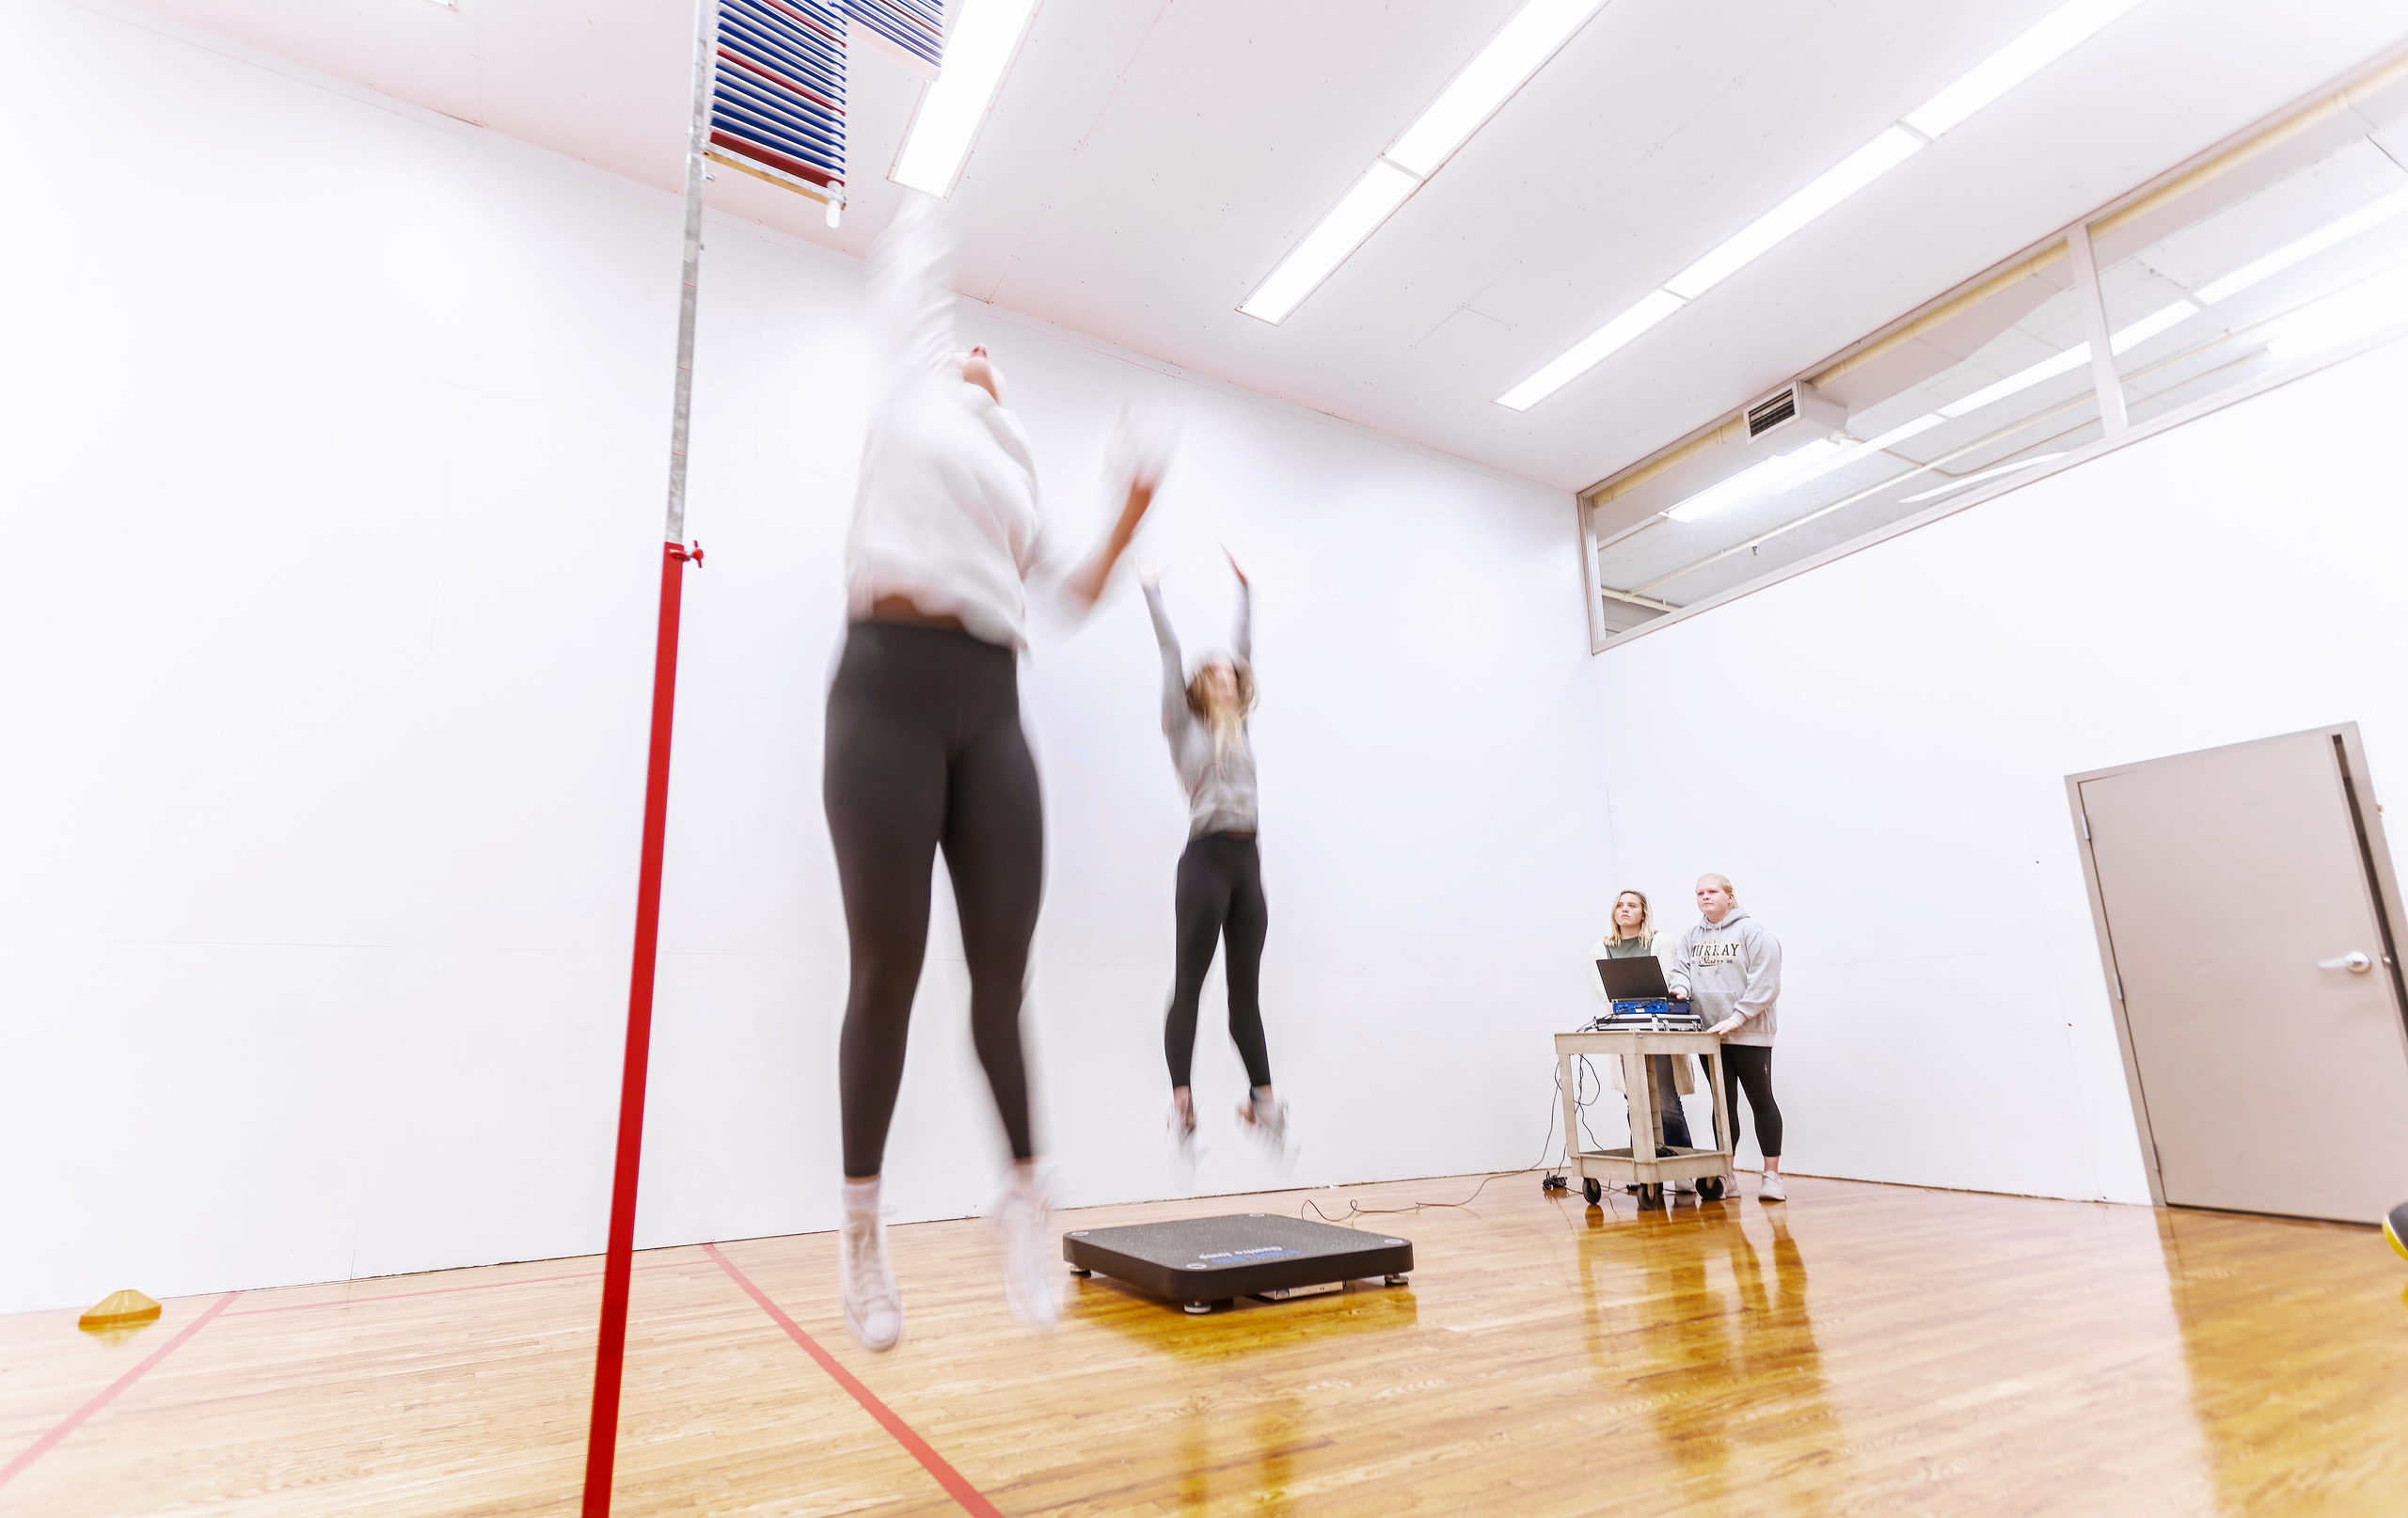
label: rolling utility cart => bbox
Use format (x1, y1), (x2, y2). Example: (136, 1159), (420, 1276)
(1552, 1030), (1734, 1210)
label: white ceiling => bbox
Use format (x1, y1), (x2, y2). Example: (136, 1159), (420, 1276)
(117, 0), (2408, 488)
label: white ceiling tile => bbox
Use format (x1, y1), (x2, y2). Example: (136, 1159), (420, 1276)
(103, 0), (2408, 488)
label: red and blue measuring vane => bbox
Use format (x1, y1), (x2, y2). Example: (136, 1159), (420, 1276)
(706, 0), (948, 207)
(580, 3), (945, 1515)
(710, 0), (848, 199)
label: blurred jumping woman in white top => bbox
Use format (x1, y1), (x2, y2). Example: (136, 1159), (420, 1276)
(828, 191), (1157, 1352)
(1144, 555), (1284, 1171)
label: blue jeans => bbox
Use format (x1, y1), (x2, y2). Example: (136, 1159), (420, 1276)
(1648, 1054), (1696, 1150)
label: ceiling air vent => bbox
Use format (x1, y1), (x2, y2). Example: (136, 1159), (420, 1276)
(1740, 381), (1846, 451)
(1746, 388), (1797, 437)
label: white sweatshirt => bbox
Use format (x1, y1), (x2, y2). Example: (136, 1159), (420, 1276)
(844, 192), (1047, 649)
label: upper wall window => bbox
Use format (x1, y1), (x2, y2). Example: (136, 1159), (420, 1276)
(1584, 57), (2408, 647)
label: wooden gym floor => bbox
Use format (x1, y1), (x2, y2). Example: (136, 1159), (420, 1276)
(2, 1173), (2401, 1515)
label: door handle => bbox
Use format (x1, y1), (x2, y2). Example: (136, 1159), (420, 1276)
(2317, 951), (2373, 973)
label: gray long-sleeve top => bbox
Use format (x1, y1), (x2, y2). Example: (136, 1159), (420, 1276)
(1146, 581), (1258, 838)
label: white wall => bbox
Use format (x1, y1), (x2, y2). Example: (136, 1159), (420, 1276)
(1592, 334), (2408, 1203)
(0, 0), (1609, 1312)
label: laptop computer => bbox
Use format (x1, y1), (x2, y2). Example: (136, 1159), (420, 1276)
(1590, 955), (1704, 1030)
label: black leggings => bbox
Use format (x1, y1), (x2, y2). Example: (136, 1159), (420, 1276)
(1718, 1044), (1782, 1160)
(825, 622), (1041, 1178)
(1164, 832), (1272, 1090)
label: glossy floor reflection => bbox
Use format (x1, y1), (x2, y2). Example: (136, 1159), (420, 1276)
(2, 1174), (2402, 1513)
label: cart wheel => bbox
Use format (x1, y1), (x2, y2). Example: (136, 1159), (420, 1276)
(1696, 1176), (1724, 1202)
(1640, 1182), (1665, 1211)
(1581, 1178), (1603, 1206)
(1183, 1303), (1212, 1315)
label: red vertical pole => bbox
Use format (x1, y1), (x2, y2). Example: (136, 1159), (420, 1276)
(585, 0), (717, 1502)
(582, 539), (695, 1516)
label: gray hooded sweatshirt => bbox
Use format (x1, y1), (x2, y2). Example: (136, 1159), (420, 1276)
(1678, 909), (1782, 1048)
(1146, 580), (1257, 838)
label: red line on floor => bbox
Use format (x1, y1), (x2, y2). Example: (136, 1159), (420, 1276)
(703, 1242), (1003, 1518)
(225, 1262), (689, 1317)
(0, 1290), (243, 1491)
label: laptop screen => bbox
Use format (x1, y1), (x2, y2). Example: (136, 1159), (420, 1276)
(1594, 955), (1672, 1000)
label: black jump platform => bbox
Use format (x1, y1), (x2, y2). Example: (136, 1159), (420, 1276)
(1063, 1213), (1414, 1314)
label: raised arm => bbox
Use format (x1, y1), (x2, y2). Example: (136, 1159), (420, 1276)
(1144, 580), (1188, 734)
(869, 191), (958, 385)
(1231, 569), (1252, 666)
(1059, 478), (1152, 609)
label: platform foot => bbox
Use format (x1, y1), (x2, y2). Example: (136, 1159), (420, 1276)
(1384, 1273), (1409, 1287)
(1183, 1303), (1212, 1315)
(1069, 1267), (1092, 1276)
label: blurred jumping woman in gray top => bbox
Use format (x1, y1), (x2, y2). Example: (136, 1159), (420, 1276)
(1145, 554), (1284, 1172)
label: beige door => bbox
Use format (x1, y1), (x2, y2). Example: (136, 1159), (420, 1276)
(2077, 727), (2408, 1222)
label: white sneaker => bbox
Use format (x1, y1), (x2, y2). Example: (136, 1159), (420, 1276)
(1168, 1105), (1202, 1191)
(991, 1172), (1060, 1331)
(1238, 1093), (1294, 1168)
(1758, 1172), (1787, 1202)
(839, 1207), (902, 1352)
(1669, 1179), (1696, 1196)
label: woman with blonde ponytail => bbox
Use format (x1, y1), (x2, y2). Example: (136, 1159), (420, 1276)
(1144, 553), (1282, 1174)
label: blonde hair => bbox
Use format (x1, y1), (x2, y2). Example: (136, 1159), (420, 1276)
(1696, 873), (1736, 899)
(1185, 660), (1257, 761)
(1605, 889), (1653, 944)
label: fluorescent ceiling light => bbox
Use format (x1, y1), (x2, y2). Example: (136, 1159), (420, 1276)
(2108, 299), (2196, 354)
(1938, 344), (2092, 417)
(2265, 262), (2408, 360)
(1497, 0), (2154, 411)
(1899, 453), (2069, 503)
(891, 0), (1039, 196)
(2196, 187), (2408, 305)
(1496, 291), (1684, 410)
(1665, 438), (1846, 522)
(1240, 163), (1418, 324)
(1860, 413), (1946, 451)
(1767, 412), (1945, 493)
(1242, 0), (1607, 325)
(1902, 0), (2147, 139)
(1387, 0), (1607, 176)
(1933, 300), (2194, 419)
(1665, 129), (1923, 299)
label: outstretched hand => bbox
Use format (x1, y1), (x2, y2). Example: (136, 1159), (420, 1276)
(1064, 477), (1155, 609)
(1224, 547), (1247, 586)
(1708, 1018), (1742, 1036)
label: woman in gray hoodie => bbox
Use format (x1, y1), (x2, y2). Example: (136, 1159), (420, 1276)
(1680, 874), (1786, 1201)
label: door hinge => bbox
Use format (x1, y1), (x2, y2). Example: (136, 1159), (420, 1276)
(2079, 813), (2091, 841)
(2112, 970), (2124, 1001)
